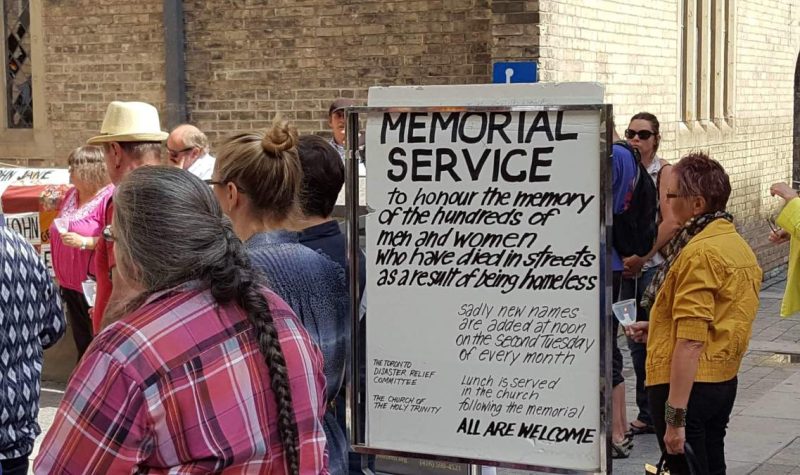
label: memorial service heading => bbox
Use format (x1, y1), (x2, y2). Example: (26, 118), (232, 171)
(380, 111), (580, 183)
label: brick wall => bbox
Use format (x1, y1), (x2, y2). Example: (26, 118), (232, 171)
(539, 0), (800, 273)
(182, 0), (493, 145)
(41, 0), (167, 164)
(13, 0), (800, 274)
(491, 0), (540, 61)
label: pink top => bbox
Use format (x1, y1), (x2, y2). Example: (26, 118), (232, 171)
(50, 185), (114, 291)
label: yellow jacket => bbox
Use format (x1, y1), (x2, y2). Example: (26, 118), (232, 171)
(646, 219), (762, 386)
(776, 197), (800, 317)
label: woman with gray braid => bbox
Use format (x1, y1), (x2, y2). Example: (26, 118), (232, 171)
(36, 166), (329, 474)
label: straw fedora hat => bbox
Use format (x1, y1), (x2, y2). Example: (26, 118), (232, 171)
(87, 101), (169, 144)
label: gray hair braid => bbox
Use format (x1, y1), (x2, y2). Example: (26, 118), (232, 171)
(112, 166), (300, 474)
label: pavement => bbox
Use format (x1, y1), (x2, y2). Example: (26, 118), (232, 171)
(27, 282), (800, 474)
(500, 280), (800, 474)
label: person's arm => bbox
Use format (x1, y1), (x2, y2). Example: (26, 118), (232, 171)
(624, 165), (681, 275)
(34, 351), (148, 473)
(664, 337), (704, 454)
(60, 232), (99, 250)
(773, 183), (800, 240)
(38, 259), (66, 349)
(663, 250), (715, 455)
(649, 165), (681, 257)
(624, 321), (649, 343)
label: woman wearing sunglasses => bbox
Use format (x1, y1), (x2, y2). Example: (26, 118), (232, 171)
(621, 112), (682, 437)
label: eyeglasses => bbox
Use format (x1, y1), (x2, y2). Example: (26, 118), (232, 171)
(665, 192), (691, 200)
(624, 129), (656, 140)
(166, 146), (195, 158)
(204, 179), (247, 194)
(102, 225), (114, 242)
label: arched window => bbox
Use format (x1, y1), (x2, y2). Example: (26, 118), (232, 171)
(3, 0), (32, 128)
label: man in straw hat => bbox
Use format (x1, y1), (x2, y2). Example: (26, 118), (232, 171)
(86, 101), (167, 333)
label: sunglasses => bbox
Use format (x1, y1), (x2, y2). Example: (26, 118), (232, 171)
(665, 192), (696, 200)
(624, 129), (656, 140)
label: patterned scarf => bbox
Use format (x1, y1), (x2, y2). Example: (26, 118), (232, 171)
(641, 211), (734, 309)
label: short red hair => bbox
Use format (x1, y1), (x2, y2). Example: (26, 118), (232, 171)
(673, 152), (731, 213)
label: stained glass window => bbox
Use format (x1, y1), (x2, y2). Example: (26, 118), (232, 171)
(4, 0), (32, 128)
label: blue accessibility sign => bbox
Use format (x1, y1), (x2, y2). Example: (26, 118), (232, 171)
(492, 61), (538, 84)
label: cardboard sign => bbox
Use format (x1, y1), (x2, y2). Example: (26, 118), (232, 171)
(0, 168), (69, 199)
(6, 212), (41, 245)
(362, 83), (606, 471)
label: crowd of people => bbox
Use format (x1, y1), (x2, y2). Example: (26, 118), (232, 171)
(0, 99), (363, 474)
(0, 99), (794, 474)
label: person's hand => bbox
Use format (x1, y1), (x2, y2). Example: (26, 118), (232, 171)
(622, 255), (645, 278)
(769, 229), (790, 245)
(624, 321), (649, 343)
(770, 182), (797, 202)
(61, 232), (86, 248)
(664, 424), (686, 455)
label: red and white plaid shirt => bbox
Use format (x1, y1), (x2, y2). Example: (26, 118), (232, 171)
(35, 284), (329, 474)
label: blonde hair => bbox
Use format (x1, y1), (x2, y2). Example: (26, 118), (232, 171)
(216, 119), (303, 223)
(67, 146), (110, 188)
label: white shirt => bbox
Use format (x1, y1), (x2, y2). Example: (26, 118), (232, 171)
(187, 153), (216, 180)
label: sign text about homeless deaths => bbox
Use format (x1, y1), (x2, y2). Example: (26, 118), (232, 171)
(364, 105), (603, 471)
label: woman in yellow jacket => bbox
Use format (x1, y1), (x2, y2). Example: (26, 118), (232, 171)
(768, 181), (800, 316)
(627, 153), (762, 475)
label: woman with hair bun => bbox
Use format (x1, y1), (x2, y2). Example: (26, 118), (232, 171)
(35, 166), (328, 474)
(212, 120), (349, 474)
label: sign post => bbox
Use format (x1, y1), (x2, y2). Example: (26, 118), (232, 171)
(347, 83), (612, 474)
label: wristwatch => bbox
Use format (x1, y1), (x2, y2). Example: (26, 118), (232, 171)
(80, 238), (87, 250)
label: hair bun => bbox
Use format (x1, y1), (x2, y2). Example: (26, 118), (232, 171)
(262, 119), (298, 155)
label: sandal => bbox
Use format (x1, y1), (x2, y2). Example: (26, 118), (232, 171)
(611, 437), (633, 459)
(629, 421), (656, 435)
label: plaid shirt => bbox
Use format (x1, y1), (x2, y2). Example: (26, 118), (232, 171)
(35, 284), (329, 474)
